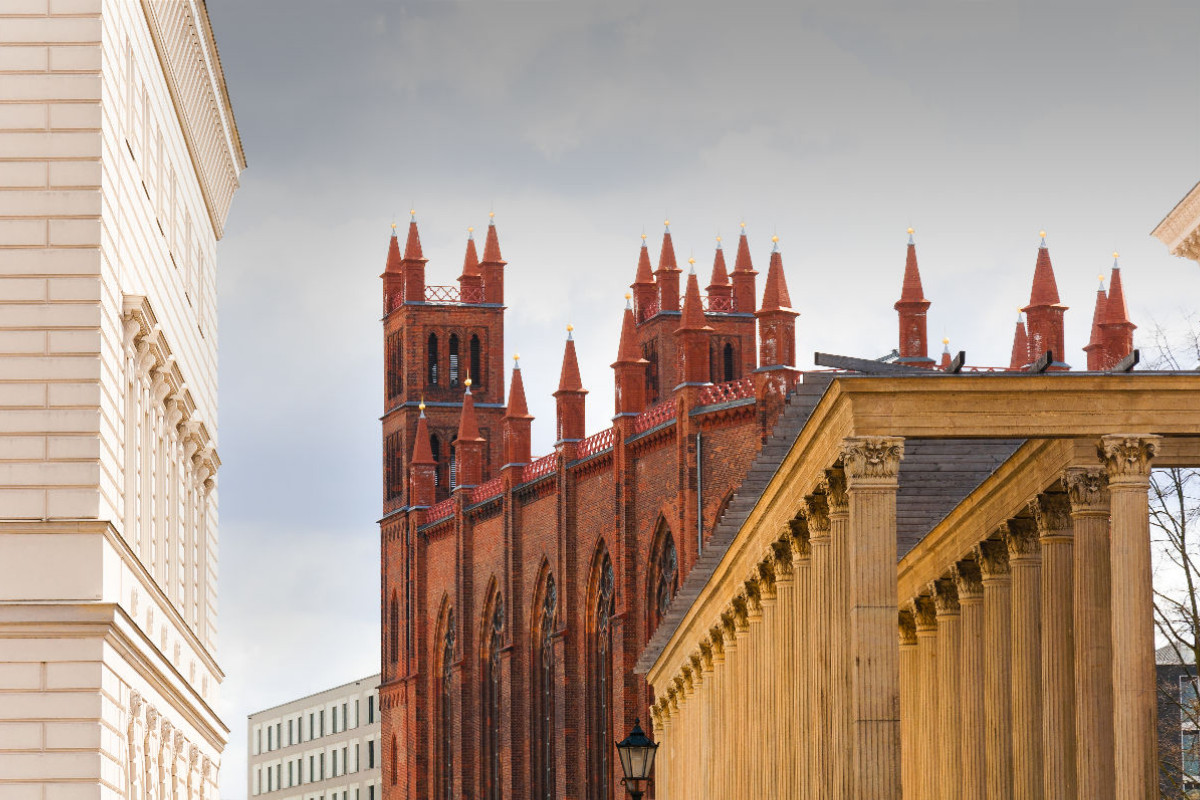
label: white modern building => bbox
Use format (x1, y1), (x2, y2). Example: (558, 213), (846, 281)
(248, 676), (383, 800)
(0, 2), (243, 800)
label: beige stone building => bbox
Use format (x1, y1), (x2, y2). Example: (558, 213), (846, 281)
(247, 676), (382, 800)
(639, 370), (1200, 799)
(0, 2), (243, 799)
(1153, 180), (1200, 264)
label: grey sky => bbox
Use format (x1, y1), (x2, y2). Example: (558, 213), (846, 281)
(206, 1), (1200, 795)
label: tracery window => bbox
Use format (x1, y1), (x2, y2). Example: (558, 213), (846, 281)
(588, 554), (616, 800)
(533, 575), (558, 800)
(439, 611), (456, 800)
(482, 595), (504, 800)
(648, 526), (678, 635)
(427, 333), (439, 386)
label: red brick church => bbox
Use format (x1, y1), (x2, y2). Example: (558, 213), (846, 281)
(377, 216), (1133, 800)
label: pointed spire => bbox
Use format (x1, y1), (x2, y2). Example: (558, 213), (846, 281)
(461, 228), (480, 277)
(657, 221), (679, 273)
(898, 227), (927, 303)
(634, 234), (655, 285)
(558, 325), (584, 392)
(456, 381), (483, 443)
(733, 222), (754, 273)
(707, 237), (730, 292)
(1104, 254), (1130, 327)
(616, 295), (643, 363)
(481, 212), (505, 264)
(678, 269), (711, 332)
(1027, 231), (1061, 307)
(1086, 277), (1108, 355)
(940, 337), (951, 370)
(403, 211), (425, 262)
(1009, 313), (1030, 370)
(412, 402), (436, 465)
(505, 355), (531, 419)
(385, 223), (403, 273)
(759, 237), (793, 312)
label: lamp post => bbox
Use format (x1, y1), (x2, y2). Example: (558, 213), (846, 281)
(615, 719), (659, 800)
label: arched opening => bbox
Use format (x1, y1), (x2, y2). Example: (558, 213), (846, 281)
(449, 334), (460, 387)
(482, 591), (503, 800)
(389, 591), (399, 666)
(470, 335), (482, 387)
(438, 610), (456, 800)
(647, 522), (679, 637)
(533, 572), (558, 800)
(449, 444), (457, 492)
(427, 333), (440, 386)
(723, 342), (736, 381)
(644, 342), (660, 405)
(588, 549), (615, 800)
(391, 735), (398, 785)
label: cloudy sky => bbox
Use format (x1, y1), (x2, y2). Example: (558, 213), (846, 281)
(205, 1), (1200, 794)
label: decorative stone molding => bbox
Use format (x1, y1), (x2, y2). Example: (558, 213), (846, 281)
(821, 467), (849, 513)
(898, 609), (917, 646)
(1003, 518), (1041, 558)
(1098, 435), (1161, 486)
(910, 596), (937, 630)
(974, 539), (1011, 578)
(931, 578), (960, 616)
(841, 436), (905, 486)
(951, 560), (984, 599)
(1064, 467), (1110, 514)
(801, 494), (830, 534)
(1151, 180), (1200, 263)
(1031, 491), (1072, 538)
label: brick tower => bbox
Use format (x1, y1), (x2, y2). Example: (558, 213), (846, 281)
(381, 214), (507, 511)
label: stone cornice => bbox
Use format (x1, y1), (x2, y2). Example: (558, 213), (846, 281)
(1152, 180), (1200, 263)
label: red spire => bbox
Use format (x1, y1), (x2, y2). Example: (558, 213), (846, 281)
(403, 217), (424, 262)
(412, 406), (436, 465)
(462, 231), (480, 277)
(939, 339), (951, 370)
(678, 269), (712, 332)
(657, 227), (679, 273)
(759, 240), (793, 312)
(385, 226), (403, 273)
(707, 240), (730, 292)
(456, 383), (484, 443)
(558, 329), (584, 392)
(733, 227), (754, 272)
(634, 237), (654, 285)
(1085, 280), (1108, 363)
(1104, 263), (1129, 327)
(898, 232), (926, 303)
(505, 360), (531, 419)
(616, 300), (643, 363)
(481, 217), (505, 264)
(1027, 236), (1061, 307)
(1009, 315), (1030, 370)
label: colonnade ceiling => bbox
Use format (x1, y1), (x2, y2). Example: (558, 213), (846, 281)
(640, 370), (1200, 679)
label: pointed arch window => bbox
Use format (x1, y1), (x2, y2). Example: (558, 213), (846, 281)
(588, 554), (615, 799)
(449, 334), (460, 387)
(482, 595), (504, 800)
(723, 342), (736, 381)
(389, 592), (399, 665)
(427, 333), (439, 386)
(470, 335), (482, 387)
(533, 575), (558, 800)
(647, 526), (679, 635)
(438, 611), (456, 800)
(644, 342), (660, 405)
(390, 735), (398, 785)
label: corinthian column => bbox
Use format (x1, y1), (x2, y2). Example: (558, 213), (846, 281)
(933, 578), (962, 800)
(842, 436), (905, 800)
(790, 518), (812, 799)
(976, 537), (1013, 800)
(1033, 490), (1075, 800)
(1065, 466), (1113, 800)
(746, 582), (764, 800)
(773, 539), (797, 800)
(1006, 518), (1043, 800)
(954, 560), (986, 800)
(709, 626), (726, 800)
(911, 595), (939, 800)
(804, 493), (832, 800)
(824, 467), (853, 799)
(733, 596), (752, 800)
(1100, 435), (1161, 798)
(899, 609), (918, 799)
(757, 561), (779, 799)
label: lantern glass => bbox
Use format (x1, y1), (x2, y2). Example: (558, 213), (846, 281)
(615, 719), (658, 782)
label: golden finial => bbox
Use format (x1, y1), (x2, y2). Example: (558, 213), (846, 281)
(942, 337), (950, 345)
(664, 219), (670, 228)
(771, 235), (779, 243)
(1098, 274), (1105, 283)
(391, 222), (397, 232)
(641, 233), (647, 242)
(567, 323), (574, 333)
(468, 226), (474, 234)
(1039, 230), (1046, 238)
(716, 235), (722, 243)
(740, 221), (746, 230)
(419, 397), (426, 412)
(488, 211), (495, 219)
(410, 209), (416, 219)
(1112, 251), (1119, 259)
(906, 227), (914, 235)
(688, 256), (696, 265)
(624, 292), (632, 300)
(513, 352), (520, 362)
(464, 377), (472, 388)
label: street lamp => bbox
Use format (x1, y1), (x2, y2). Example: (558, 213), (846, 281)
(615, 718), (658, 799)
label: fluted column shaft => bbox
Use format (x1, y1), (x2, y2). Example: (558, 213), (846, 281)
(747, 593), (763, 800)
(791, 524), (812, 800)
(759, 573), (779, 799)
(935, 580), (962, 800)
(1101, 435), (1161, 799)
(825, 469), (853, 799)
(711, 635), (726, 800)
(913, 596), (939, 800)
(1007, 520), (1044, 800)
(899, 612), (918, 798)
(1034, 491), (1076, 800)
(775, 544), (797, 800)
(806, 496), (832, 800)
(843, 436), (905, 800)
(978, 538), (1013, 800)
(1066, 466), (1113, 800)
(955, 561), (987, 800)
(734, 604), (751, 800)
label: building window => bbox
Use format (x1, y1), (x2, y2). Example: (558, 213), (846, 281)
(533, 574), (558, 800)
(256, 728), (262, 755)
(355, 699), (360, 728)
(368, 696), (375, 724)
(389, 593), (400, 665)
(643, 342), (660, 405)
(449, 334), (460, 387)
(470, 335), (482, 387)
(387, 332), (403, 398)
(320, 710), (325, 737)
(1185, 732), (1200, 780)
(343, 746), (349, 775)
(310, 714), (315, 740)
(589, 554), (615, 800)
(355, 743), (360, 773)
(427, 333), (439, 386)
(320, 752), (325, 780)
(343, 703), (349, 731)
(288, 719), (294, 746)
(288, 762), (294, 788)
(438, 611), (456, 800)
(723, 342), (735, 382)
(332, 749), (338, 777)
(482, 594), (503, 800)
(391, 736), (398, 785)
(268, 726), (273, 751)
(255, 768), (261, 795)
(648, 524), (679, 635)
(368, 740), (375, 769)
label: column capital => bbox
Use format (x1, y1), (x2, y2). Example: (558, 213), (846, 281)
(909, 595), (938, 631)
(802, 493), (831, 535)
(1003, 518), (1041, 560)
(952, 559), (984, 600)
(974, 538), (1011, 578)
(1099, 434), (1161, 487)
(757, 558), (778, 602)
(841, 435), (905, 486)
(721, 606), (741, 642)
(1064, 466), (1110, 514)
(931, 577), (961, 616)
(899, 609), (918, 646)
(1032, 490), (1073, 539)
(772, 538), (795, 581)
(708, 624), (726, 659)
(822, 466), (849, 514)
(691, 651), (706, 683)
(732, 591), (752, 629)
(789, 517), (812, 561)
